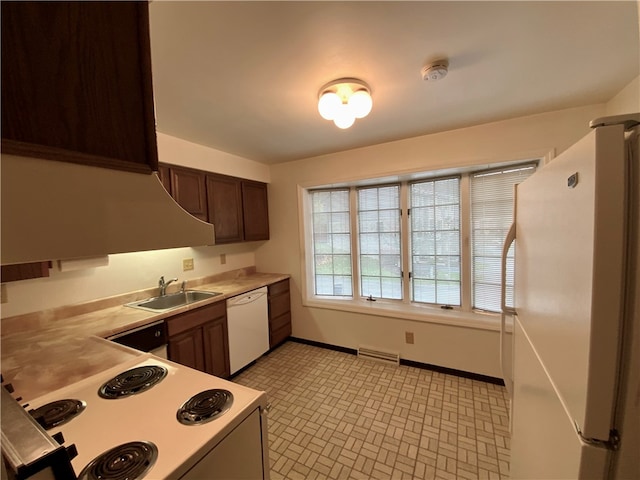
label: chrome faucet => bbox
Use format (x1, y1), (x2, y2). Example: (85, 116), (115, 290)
(158, 276), (178, 296)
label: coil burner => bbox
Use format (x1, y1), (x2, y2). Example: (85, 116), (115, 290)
(77, 441), (158, 480)
(29, 399), (86, 430)
(177, 389), (234, 425)
(98, 365), (167, 399)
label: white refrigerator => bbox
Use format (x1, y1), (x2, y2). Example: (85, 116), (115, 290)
(503, 113), (640, 479)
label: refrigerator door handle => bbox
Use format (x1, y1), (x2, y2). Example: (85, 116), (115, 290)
(500, 222), (517, 397)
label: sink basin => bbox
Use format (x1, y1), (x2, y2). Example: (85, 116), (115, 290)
(126, 290), (222, 313)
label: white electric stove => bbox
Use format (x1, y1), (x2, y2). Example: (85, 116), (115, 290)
(25, 353), (270, 480)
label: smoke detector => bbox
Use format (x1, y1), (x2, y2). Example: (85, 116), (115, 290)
(421, 61), (448, 81)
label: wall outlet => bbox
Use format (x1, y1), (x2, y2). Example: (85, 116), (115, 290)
(182, 258), (194, 271)
(405, 332), (414, 344)
(220, 254), (226, 265)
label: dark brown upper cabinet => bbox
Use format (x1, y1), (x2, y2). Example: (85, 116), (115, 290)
(159, 164), (269, 244)
(207, 174), (269, 244)
(241, 180), (270, 242)
(206, 174), (245, 244)
(1, 1), (158, 174)
(157, 165), (172, 194)
(170, 167), (208, 221)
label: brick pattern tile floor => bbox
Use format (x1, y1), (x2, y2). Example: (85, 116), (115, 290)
(233, 341), (510, 480)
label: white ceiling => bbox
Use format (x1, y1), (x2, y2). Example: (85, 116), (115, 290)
(149, 1), (639, 165)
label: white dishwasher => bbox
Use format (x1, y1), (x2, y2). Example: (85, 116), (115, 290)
(227, 286), (270, 375)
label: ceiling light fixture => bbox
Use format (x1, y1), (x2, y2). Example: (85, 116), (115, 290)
(318, 78), (373, 129)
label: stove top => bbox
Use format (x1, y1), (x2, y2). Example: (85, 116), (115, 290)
(27, 354), (267, 480)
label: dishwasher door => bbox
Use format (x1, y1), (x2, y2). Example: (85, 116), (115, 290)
(226, 287), (269, 375)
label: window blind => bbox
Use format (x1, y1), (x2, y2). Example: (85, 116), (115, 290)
(470, 165), (536, 312)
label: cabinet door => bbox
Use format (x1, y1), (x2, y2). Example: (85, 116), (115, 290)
(170, 167), (208, 221)
(157, 165), (172, 194)
(206, 174), (244, 244)
(203, 317), (231, 379)
(168, 328), (205, 372)
(242, 181), (270, 241)
(1, 1), (158, 173)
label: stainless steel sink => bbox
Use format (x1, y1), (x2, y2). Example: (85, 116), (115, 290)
(125, 290), (222, 313)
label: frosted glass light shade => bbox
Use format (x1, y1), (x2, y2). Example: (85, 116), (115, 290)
(333, 104), (355, 129)
(317, 78), (372, 129)
(348, 90), (373, 119)
(318, 92), (341, 120)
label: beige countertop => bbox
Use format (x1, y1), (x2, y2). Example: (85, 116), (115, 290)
(1, 269), (289, 401)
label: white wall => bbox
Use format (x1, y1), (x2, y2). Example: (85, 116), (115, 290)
(1, 137), (269, 318)
(255, 103), (606, 378)
(1, 244), (256, 318)
(157, 132), (270, 182)
(605, 75), (640, 116)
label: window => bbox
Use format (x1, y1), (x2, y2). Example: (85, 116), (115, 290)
(358, 185), (402, 299)
(310, 189), (352, 296)
(410, 177), (461, 305)
(305, 161), (537, 315)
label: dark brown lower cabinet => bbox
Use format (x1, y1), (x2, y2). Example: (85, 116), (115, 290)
(168, 328), (205, 372)
(167, 301), (230, 378)
(268, 279), (291, 348)
(203, 318), (230, 378)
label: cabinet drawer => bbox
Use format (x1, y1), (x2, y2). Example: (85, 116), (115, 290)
(270, 311), (291, 332)
(166, 301), (226, 337)
(268, 279), (289, 297)
(270, 323), (291, 348)
(269, 292), (290, 319)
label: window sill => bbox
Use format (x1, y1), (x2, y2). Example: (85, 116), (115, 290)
(303, 297), (514, 333)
